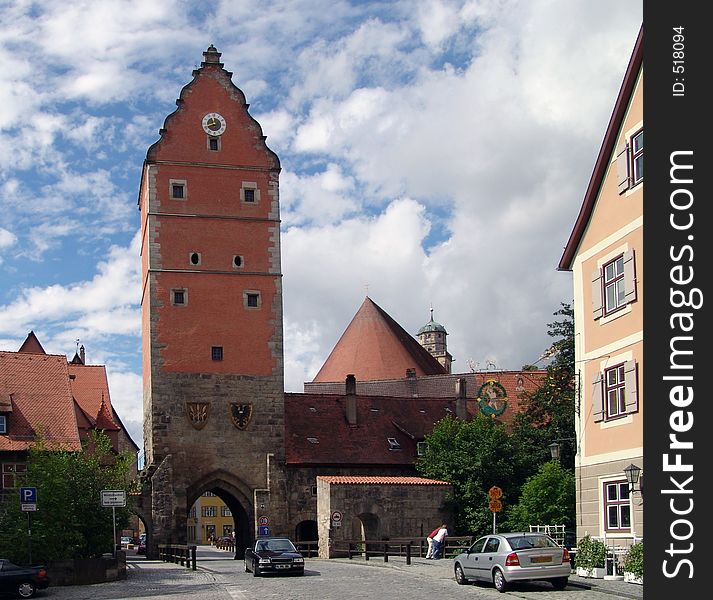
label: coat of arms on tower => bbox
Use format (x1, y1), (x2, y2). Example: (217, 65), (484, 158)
(230, 403), (253, 430)
(477, 380), (508, 417)
(186, 402), (211, 429)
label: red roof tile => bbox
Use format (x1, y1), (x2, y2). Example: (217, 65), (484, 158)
(0, 351), (82, 451)
(317, 475), (450, 486)
(313, 297), (447, 383)
(68, 364), (120, 431)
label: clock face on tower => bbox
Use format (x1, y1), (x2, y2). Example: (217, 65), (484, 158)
(202, 112), (227, 136)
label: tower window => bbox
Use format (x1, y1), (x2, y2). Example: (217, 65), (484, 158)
(169, 180), (187, 200)
(171, 289), (187, 306)
(211, 346), (224, 361)
(208, 137), (219, 151)
(190, 252), (201, 266)
(244, 291), (261, 309)
(233, 255), (243, 268)
(240, 182), (260, 204)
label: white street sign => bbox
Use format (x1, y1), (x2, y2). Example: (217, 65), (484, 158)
(101, 489), (127, 507)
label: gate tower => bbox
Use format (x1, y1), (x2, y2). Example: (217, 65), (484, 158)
(138, 45), (286, 550)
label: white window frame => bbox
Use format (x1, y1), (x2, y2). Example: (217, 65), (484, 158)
(603, 479), (631, 533)
(0, 415), (6, 434)
(631, 130), (643, 185)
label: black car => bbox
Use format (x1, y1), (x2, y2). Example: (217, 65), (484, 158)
(0, 559), (50, 598)
(244, 537), (305, 577)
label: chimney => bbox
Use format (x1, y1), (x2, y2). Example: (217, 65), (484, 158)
(455, 377), (468, 420)
(80, 345), (86, 365)
(345, 374), (357, 426)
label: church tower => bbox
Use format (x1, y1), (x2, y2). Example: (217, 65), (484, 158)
(417, 308), (452, 373)
(138, 46), (286, 550)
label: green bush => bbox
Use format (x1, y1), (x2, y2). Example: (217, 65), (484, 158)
(622, 541), (643, 579)
(574, 534), (606, 570)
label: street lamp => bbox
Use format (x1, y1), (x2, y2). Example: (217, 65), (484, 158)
(623, 463), (642, 494)
(548, 442), (561, 461)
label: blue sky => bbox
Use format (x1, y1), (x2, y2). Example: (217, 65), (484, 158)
(0, 0), (642, 449)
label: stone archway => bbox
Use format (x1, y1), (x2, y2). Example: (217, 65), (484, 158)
(187, 470), (254, 558)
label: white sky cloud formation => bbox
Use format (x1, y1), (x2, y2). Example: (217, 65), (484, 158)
(0, 1), (642, 452)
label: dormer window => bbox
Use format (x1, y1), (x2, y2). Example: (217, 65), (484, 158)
(307, 437), (319, 444)
(387, 437), (401, 451)
(417, 441), (427, 456)
(0, 415), (6, 434)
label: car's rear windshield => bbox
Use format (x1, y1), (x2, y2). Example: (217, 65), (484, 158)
(508, 535), (558, 550)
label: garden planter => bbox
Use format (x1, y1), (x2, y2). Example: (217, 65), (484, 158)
(577, 566), (606, 578)
(624, 571), (643, 585)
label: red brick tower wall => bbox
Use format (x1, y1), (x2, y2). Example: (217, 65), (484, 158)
(138, 46), (286, 548)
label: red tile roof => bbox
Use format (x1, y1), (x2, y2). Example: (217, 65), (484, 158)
(286, 393), (473, 465)
(0, 351), (82, 451)
(68, 364), (120, 431)
(317, 475), (450, 486)
(313, 297), (448, 383)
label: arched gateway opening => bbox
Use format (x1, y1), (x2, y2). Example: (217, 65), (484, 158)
(187, 472), (254, 558)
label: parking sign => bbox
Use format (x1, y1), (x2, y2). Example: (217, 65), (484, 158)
(20, 487), (37, 511)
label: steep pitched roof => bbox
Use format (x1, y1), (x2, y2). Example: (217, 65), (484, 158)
(67, 363), (120, 431)
(312, 297), (447, 383)
(0, 351), (82, 451)
(558, 25), (643, 270)
(17, 331), (46, 355)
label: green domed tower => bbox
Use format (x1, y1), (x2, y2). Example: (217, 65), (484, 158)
(416, 308), (453, 373)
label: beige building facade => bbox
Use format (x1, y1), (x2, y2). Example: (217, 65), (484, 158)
(559, 27), (643, 548)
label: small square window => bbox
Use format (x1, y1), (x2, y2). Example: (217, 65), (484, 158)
(245, 292), (260, 309)
(172, 184), (184, 198)
(211, 346), (224, 361)
(170, 180), (187, 200)
(172, 289), (186, 305)
(0, 415), (6, 434)
(240, 183), (260, 204)
(209, 137), (219, 151)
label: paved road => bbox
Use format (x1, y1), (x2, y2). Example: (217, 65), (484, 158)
(38, 545), (643, 600)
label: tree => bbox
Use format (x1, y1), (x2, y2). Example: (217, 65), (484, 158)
(511, 303), (576, 472)
(0, 431), (136, 563)
(416, 414), (518, 536)
(507, 461), (575, 531)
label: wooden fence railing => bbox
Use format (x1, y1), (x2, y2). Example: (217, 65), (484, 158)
(333, 536), (474, 564)
(158, 544), (197, 570)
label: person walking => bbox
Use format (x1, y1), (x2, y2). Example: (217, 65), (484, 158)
(430, 524), (449, 560)
(425, 525), (441, 559)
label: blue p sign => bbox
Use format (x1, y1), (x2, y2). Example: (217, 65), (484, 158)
(20, 487), (37, 503)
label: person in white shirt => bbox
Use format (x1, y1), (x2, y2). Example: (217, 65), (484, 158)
(431, 524), (448, 559)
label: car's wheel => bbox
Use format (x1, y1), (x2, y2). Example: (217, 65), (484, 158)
(17, 581), (37, 598)
(454, 563), (468, 585)
(252, 560), (260, 577)
(493, 568), (509, 593)
(551, 576), (568, 590)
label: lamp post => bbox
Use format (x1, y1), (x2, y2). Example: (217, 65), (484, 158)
(624, 463), (642, 495)
(623, 463), (642, 542)
(548, 442), (561, 461)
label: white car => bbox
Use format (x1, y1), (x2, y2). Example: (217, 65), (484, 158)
(453, 532), (571, 592)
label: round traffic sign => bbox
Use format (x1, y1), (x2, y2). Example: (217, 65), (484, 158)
(258, 515), (269, 526)
(331, 511), (342, 522)
(488, 486), (503, 499)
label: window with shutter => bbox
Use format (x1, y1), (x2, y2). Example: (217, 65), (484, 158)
(592, 372), (604, 422)
(631, 130), (643, 185)
(604, 363), (626, 419)
(616, 142), (630, 194)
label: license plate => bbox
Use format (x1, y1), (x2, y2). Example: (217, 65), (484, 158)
(531, 555), (552, 564)
(276, 564), (290, 569)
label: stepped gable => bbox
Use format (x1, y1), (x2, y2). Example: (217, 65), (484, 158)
(284, 392), (474, 465)
(0, 351), (82, 451)
(312, 297), (448, 383)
